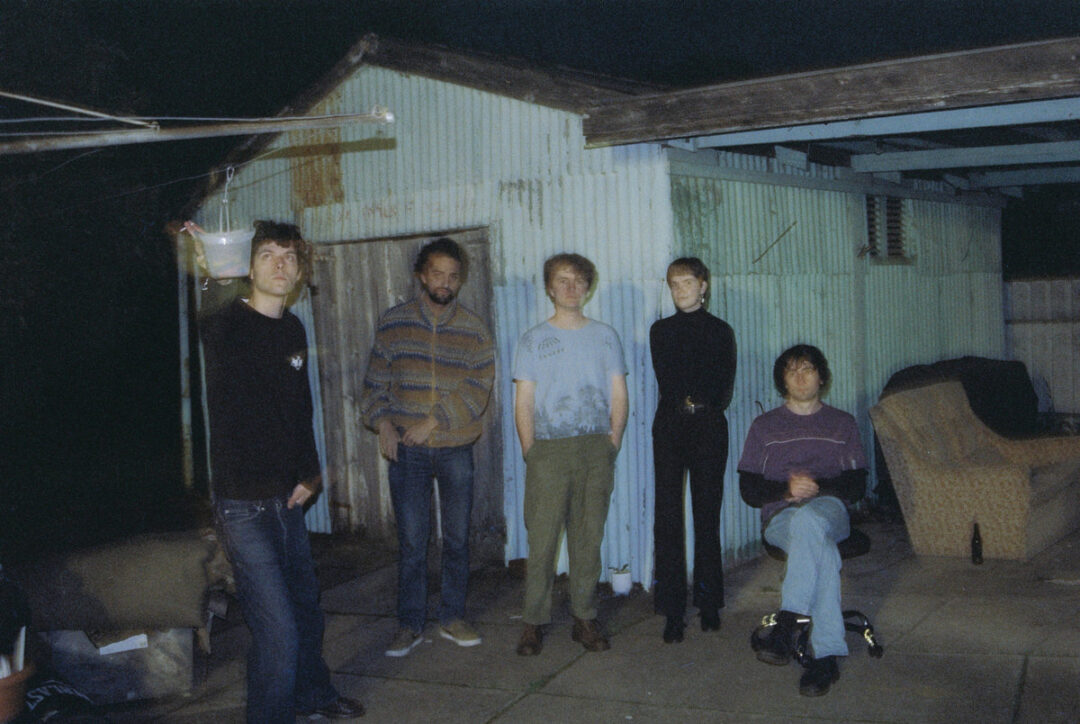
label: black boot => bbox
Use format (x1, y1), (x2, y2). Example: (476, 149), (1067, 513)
(755, 610), (803, 666)
(700, 607), (721, 632)
(662, 616), (685, 643)
(799, 655), (840, 696)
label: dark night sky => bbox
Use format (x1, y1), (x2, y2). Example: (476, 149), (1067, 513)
(2, 0), (1079, 558)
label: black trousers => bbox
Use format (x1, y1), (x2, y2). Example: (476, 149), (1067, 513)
(652, 409), (727, 617)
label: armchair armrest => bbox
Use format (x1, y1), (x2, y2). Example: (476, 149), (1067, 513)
(992, 435), (1080, 468)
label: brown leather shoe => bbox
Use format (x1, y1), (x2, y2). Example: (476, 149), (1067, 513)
(516, 623), (543, 656)
(572, 617), (610, 652)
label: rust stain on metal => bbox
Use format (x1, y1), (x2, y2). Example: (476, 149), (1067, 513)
(287, 126), (345, 210)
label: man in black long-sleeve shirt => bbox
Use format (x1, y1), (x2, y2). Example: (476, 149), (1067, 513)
(650, 257), (736, 643)
(201, 220), (363, 722)
(737, 344), (867, 697)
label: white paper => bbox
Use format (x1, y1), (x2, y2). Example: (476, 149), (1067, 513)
(98, 632), (149, 656)
(13, 627), (24, 671)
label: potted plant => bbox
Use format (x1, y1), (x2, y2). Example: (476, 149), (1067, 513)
(610, 565), (632, 595)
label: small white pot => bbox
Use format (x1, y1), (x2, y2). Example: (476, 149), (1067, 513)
(611, 570), (632, 596)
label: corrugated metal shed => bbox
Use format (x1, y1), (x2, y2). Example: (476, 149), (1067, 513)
(1005, 279), (1080, 413)
(184, 38), (1011, 588)
(188, 63), (675, 583)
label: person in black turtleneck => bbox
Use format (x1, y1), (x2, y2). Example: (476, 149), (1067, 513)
(649, 257), (736, 643)
(199, 220), (363, 723)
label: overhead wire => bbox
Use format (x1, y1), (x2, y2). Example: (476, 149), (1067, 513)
(2, 148), (105, 190)
(49, 141), (326, 215)
(0, 89), (155, 128)
(5, 105), (379, 215)
(0, 113), (368, 123)
(0, 113), (386, 137)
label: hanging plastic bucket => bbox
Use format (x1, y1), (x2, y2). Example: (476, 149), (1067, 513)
(193, 228), (255, 279)
(184, 167), (254, 279)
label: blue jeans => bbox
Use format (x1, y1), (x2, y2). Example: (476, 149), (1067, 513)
(215, 496), (337, 724)
(763, 496), (851, 658)
(389, 443), (475, 631)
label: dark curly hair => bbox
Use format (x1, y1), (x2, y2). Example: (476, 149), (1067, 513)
(414, 237), (466, 277)
(773, 344), (832, 398)
(250, 220), (312, 285)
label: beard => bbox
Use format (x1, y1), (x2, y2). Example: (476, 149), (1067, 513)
(425, 286), (455, 305)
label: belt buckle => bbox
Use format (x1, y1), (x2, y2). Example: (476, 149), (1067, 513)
(682, 396), (697, 415)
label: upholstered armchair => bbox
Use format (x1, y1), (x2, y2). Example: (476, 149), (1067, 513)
(870, 381), (1080, 560)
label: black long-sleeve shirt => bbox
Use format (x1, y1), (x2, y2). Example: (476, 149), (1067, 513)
(201, 298), (320, 500)
(738, 469), (867, 510)
(649, 307), (736, 411)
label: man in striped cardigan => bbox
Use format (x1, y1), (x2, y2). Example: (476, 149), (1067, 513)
(360, 237), (495, 658)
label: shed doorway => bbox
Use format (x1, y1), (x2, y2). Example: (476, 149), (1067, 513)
(308, 228), (504, 560)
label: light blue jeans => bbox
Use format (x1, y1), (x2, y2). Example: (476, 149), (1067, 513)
(763, 495), (850, 658)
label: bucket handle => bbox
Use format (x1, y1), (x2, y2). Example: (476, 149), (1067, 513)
(218, 166), (235, 233)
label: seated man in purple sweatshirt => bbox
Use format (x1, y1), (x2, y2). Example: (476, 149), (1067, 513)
(737, 344), (867, 697)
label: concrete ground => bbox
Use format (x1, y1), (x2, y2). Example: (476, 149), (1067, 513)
(102, 519), (1080, 723)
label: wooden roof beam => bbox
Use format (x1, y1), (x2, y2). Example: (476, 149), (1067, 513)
(351, 33), (664, 114)
(583, 38), (1080, 148)
(684, 97), (1080, 150)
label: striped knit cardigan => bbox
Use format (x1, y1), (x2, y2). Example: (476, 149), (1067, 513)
(360, 297), (495, 447)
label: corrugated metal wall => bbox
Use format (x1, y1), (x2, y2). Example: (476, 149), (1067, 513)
(864, 198), (1004, 393)
(185, 61), (1007, 586)
(669, 165), (1005, 562)
(1005, 279), (1080, 412)
(188, 66), (676, 584)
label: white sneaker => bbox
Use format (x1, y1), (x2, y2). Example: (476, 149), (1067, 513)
(439, 619), (482, 647)
(385, 627), (423, 657)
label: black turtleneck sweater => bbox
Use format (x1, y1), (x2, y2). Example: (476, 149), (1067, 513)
(201, 298), (320, 500)
(649, 307), (736, 412)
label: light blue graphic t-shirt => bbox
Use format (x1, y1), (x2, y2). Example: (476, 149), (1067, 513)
(512, 320), (627, 440)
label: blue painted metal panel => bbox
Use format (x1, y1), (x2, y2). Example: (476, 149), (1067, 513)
(182, 61), (1007, 587)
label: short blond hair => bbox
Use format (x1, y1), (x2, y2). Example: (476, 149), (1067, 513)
(543, 253), (596, 290)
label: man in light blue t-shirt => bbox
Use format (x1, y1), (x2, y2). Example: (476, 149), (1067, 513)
(512, 253), (628, 656)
